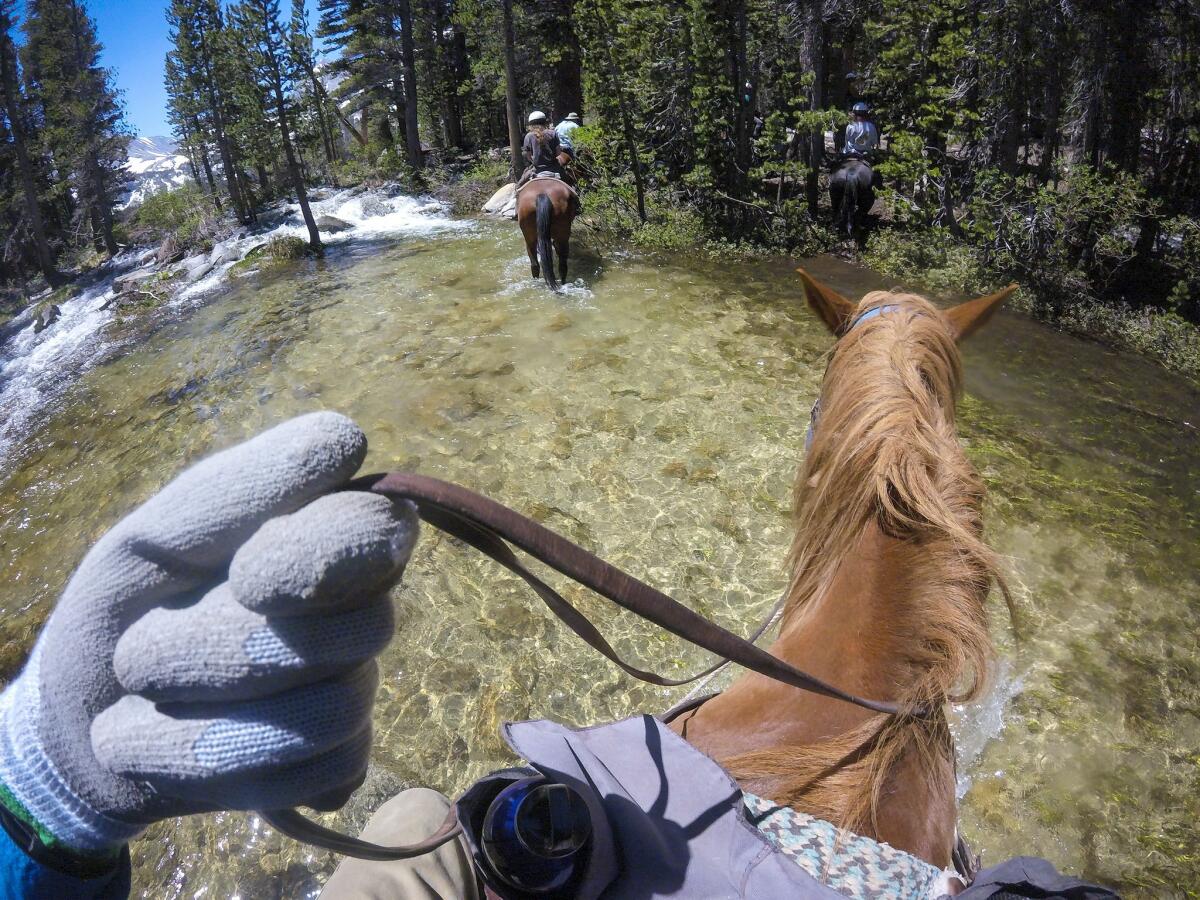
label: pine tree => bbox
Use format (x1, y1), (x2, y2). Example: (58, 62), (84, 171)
(166, 0), (253, 224)
(164, 49), (222, 210)
(230, 0), (321, 250)
(288, 0), (338, 166)
(21, 0), (128, 256)
(0, 0), (61, 284)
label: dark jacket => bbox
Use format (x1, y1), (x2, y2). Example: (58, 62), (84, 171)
(523, 129), (563, 175)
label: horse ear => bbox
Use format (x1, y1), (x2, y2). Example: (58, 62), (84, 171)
(796, 267), (856, 335)
(945, 284), (1018, 342)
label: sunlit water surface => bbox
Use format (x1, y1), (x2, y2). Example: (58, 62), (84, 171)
(0, 208), (1196, 897)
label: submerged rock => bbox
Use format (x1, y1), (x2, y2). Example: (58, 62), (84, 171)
(360, 195), (392, 218)
(113, 268), (158, 294)
(31, 303), (61, 333)
(183, 256), (216, 283)
(316, 214), (353, 234)
(482, 183), (518, 219)
(208, 241), (239, 267)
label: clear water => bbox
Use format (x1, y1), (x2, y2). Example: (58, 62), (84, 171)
(0, 206), (1196, 897)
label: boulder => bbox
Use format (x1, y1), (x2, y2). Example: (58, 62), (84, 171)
(183, 256), (215, 283)
(155, 235), (183, 266)
(32, 303), (61, 333)
(113, 268), (158, 294)
(483, 182), (518, 219)
(360, 195), (391, 218)
(316, 214), (354, 234)
(208, 241), (238, 267)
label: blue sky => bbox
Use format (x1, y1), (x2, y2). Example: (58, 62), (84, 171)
(15, 0), (322, 138)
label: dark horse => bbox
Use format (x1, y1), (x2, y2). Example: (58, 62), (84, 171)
(829, 157), (875, 240)
(517, 172), (577, 292)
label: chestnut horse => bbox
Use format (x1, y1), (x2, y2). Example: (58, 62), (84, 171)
(671, 270), (1017, 874)
(516, 170), (576, 292)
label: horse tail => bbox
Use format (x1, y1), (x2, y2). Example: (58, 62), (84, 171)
(536, 192), (559, 291)
(840, 168), (859, 237)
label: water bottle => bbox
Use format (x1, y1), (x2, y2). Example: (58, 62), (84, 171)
(480, 775), (592, 897)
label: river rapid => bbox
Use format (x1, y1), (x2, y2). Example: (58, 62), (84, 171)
(0, 196), (1196, 897)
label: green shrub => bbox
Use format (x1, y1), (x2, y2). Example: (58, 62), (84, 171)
(265, 235), (309, 260)
(129, 183), (226, 252)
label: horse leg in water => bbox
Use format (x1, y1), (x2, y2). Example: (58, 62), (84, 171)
(554, 211), (572, 284)
(556, 237), (569, 284)
(519, 202), (540, 278)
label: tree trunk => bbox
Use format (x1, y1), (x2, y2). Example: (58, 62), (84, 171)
(802, 0), (828, 218)
(191, 116), (223, 211)
(432, 6), (464, 150)
(732, 0), (752, 192)
(1038, 57), (1063, 183)
(501, 0), (523, 180)
(0, 35), (62, 285)
(66, 0), (117, 256)
(86, 154), (118, 255)
(314, 69), (368, 147)
(270, 73), (320, 250)
(309, 72), (337, 164)
(397, 0), (422, 169)
(548, 0), (583, 121)
(594, 8), (646, 223)
(200, 47), (249, 220)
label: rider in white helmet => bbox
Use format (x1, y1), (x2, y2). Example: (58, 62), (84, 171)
(517, 109), (568, 189)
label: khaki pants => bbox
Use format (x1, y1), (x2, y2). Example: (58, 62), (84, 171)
(320, 789), (481, 900)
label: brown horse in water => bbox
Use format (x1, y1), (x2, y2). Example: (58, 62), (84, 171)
(516, 171), (577, 292)
(671, 270), (1017, 873)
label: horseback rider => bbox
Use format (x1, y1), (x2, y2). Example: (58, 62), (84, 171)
(516, 110), (567, 189)
(555, 111), (582, 146)
(842, 101), (879, 161)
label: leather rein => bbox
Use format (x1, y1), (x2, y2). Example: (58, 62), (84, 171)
(263, 469), (931, 860)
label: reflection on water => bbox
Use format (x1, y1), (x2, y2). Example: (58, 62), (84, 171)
(0, 219), (1196, 897)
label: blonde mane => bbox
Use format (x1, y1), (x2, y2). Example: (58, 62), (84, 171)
(721, 290), (1007, 835)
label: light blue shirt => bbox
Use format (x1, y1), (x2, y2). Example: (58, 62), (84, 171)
(555, 120), (580, 139)
(843, 120), (879, 156)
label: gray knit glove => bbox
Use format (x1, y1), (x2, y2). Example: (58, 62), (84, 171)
(0, 412), (416, 856)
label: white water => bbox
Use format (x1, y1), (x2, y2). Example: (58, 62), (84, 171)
(0, 191), (470, 473)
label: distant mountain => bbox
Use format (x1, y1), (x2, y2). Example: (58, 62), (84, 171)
(119, 136), (193, 210)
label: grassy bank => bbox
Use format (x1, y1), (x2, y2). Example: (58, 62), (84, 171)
(863, 229), (1200, 381)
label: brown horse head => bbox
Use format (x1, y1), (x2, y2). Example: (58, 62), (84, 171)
(673, 269), (1016, 869)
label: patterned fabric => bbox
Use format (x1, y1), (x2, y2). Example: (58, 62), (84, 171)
(743, 791), (943, 898)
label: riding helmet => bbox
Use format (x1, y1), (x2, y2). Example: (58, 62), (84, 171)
(851, 102), (870, 115)
(528, 110), (548, 125)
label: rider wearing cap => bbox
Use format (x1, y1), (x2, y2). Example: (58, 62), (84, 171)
(842, 101), (879, 160)
(555, 112), (582, 156)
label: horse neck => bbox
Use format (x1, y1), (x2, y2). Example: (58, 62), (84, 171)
(700, 520), (961, 863)
(764, 519), (946, 741)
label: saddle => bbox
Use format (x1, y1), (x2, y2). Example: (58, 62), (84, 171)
(516, 172), (581, 205)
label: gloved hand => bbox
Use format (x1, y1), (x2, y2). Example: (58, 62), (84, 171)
(0, 412), (417, 858)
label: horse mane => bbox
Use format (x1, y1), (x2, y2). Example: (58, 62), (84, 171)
(721, 291), (1007, 836)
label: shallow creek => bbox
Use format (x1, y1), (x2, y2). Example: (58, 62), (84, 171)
(0, 203), (1196, 897)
